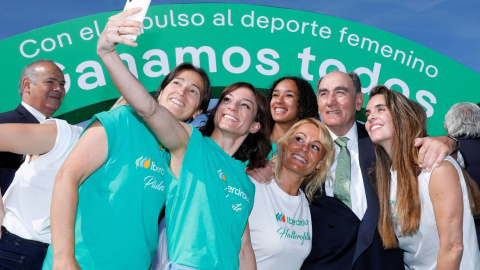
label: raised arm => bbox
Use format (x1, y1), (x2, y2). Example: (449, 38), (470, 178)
(0, 123), (57, 155)
(96, 9), (190, 156)
(50, 121), (107, 270)
(429, 160), (464, 270)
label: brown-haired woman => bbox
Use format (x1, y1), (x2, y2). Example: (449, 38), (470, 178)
(365, 85), (480, 269)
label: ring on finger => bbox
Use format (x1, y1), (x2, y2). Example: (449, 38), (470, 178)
(117, 27), (121, 34)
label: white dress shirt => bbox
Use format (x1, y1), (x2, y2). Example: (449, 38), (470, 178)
(324, 122), (368, 220)
(21, 101), (48, 122)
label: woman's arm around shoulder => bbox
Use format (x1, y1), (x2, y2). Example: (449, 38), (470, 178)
(0, 123), (57, 155)
(429, 159), (464, 270)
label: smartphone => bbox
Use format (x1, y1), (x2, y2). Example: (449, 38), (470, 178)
(122, 0), (151, 41)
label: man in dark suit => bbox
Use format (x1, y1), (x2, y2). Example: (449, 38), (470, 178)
(302, 71), (456, 269)
(0, 59), (66, 195)
(444, 102), (480, 247)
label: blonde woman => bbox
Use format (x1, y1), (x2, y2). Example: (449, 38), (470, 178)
(249, 118), (334, 269)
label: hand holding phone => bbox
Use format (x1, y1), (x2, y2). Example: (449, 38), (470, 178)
(122, 0), (151, 41)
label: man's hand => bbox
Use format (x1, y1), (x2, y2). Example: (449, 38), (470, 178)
(414, 136), (456, 172)
(246, 161), (275, 183)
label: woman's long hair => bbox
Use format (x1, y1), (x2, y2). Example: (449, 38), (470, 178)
(371, 85), (480, 248)
(274, 118), (334, 202)
(199, 82), (271, 170)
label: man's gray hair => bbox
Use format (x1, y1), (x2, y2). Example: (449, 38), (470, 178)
(18, 59), (57, 97)
(445, 102), (480, 138)
(316, 71), (361, 98)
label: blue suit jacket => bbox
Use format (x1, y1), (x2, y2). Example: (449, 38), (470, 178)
(301, 122), (403, 270)
(0, 104), (39, 195)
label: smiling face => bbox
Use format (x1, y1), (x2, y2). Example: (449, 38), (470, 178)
(22, 62), (66, 117)
(157, 69), (204, 121)
(282, 123), (324, 178)
(214, 86), (260, 137)
(270, 79), (300, 126)
(365, 94), (394, 156)
(317, 71), (364, 136)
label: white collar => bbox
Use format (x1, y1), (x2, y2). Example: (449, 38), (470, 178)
(326, 122), (359, 147)
(21, 101), (48, 122)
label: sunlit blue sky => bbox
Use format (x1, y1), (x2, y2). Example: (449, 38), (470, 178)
(2, 0), (479, 73)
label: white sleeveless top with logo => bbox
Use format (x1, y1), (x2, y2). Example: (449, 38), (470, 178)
(390, 156), (480, 270)
(249, 178), (312, 270)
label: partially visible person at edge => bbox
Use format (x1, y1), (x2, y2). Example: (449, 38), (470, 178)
(444, 102), (480, 248)
(0, 120), (81, 270)
(366, 85), (480, 269)
(42, 10), (212, 270)
(60, 7), (269, 270)
(249, 118), (334, 269)
(298, 70), (457, 270)
(0, 59), (65, 196)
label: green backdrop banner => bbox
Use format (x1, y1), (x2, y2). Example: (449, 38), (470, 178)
(1, 3), (479, 135)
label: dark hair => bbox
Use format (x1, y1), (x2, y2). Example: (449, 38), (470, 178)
(267, 76), (319, 132)
(199, 82), (272, 170)
(316, 71), (361, 97)
(153, 62), (211, 121)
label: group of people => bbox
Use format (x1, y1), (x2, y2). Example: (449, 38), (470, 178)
(0, 7), (479, 270)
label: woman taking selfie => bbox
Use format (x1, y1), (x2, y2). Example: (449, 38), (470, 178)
(92, 7), (271, 269)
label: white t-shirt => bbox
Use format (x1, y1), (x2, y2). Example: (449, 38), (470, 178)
(2, 119), (82, 243)
(390, 156), (480, 270)
(249, 177), (312, 270)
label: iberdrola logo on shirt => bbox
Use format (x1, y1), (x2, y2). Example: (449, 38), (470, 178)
(217, 169), (226, 181)
(275, 212), (309, 226)
(135, 155), (164, 175)
(136, 156), (151, 169)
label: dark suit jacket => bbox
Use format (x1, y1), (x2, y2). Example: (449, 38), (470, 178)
(457, 136), (480, 248)
(458, 137), (480, 185)
(0, 104), (39, 195)
(301, 122), (403, 270)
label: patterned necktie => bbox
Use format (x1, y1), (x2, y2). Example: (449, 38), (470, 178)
(334, 137), (351, 209)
